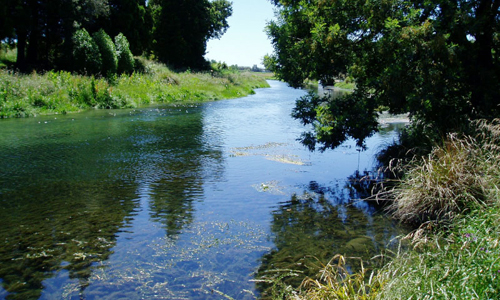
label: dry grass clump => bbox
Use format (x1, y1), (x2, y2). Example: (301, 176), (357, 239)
(388, 119), (500, 224)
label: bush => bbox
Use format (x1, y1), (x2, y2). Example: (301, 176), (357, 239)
(72, 29), (102, 75)
(114, 33), (135, 74)
(133, 57), (146, 73)
(93, 29), (117, 76)
(388, 120), (500, 225)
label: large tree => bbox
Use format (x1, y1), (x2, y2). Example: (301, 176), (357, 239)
(1, 0), (111, 70)
(267, 0), (500, 150)
(95, 0), (152, 55)
(151, 0), (232, 69)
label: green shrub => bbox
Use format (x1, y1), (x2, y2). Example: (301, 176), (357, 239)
(114, 33), (135, 74)
(93, 29), (117, 76)
(72, 29), (102, 75)
(133, 57), (146, 73)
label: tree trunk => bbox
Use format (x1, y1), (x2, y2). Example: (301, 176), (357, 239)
(16, 29), (27, 70)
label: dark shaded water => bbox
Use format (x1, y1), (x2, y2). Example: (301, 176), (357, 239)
(0, 81), (406, 299)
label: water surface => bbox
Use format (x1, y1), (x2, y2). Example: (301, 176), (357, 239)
(0, 81), (406, 299)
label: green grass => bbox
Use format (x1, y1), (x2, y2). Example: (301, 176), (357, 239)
(378, 204), (500, 299)
(334, 81), (356, 91)
(0, 46), (17, 68)
(0, 59), (270, 118)
(270, 119), (500, 299)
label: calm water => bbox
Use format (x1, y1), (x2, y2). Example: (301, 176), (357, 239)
(0, 81), (406, 299)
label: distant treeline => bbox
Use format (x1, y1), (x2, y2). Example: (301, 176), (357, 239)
(0, 0), (232, 72)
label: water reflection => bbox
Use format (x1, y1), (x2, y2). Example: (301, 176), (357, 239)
(256, 177), (406, 298)
(0, 106), (224, 299)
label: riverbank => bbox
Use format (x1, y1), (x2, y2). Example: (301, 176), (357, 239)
(272, 119), (500, 299)
(0, 59), (271, 118)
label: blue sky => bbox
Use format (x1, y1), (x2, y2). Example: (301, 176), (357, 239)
(205, 0), (276, 68)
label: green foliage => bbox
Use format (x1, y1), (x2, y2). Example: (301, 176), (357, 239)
(93, 29), (118, 76)
(96, 0), (152, 55)
(72, 29), (102, 75)
(2, 0), (112, 70)
(268, 0), (500, 150)
(114, 33), (135, 74)
(298, 255), (383, 300)
(0, 44), (16, 68)
(151, 0), (232, 69)
(207, 0), (233, 40)
(292, 92), (379, 150)
(0, 60), (269, 118)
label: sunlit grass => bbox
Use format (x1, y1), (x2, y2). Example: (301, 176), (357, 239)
(378, 203), (500, 299)
(0, 59), (270, 118)
(0, 46), (16, 68)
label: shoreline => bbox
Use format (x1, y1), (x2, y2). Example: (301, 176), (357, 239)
(0, 65), (271, 119)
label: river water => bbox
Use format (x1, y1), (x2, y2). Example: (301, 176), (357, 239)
(0, 80), (407, 299)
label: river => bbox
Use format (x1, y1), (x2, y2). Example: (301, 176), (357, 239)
(0, 80), (406, 299)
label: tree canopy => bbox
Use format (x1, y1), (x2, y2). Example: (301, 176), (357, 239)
(150, 0), (232, 69)
(1, 0), (232, 71)
(266, 0), (500, 150)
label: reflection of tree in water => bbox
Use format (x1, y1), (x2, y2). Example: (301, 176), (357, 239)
(0, 180), (139, 300)
(148, 161), (202, 237)
(143, 111), (224, 237)
(256, 177), (407, 298)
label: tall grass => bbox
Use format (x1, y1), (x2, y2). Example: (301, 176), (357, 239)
(388, 119), (500, 225)
(0, 59), (270, 118)
(276, 119), (500, 299)
(297, 255), (384, 300)
(378, 203), (500, 299)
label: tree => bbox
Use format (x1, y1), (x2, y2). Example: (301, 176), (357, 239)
(1, 0), (110, 70)
(115, 33), (135, 74)
(72, 28), (102, 74)
(95, 0), (152, 55)
(93, 29), (117, 76)
(267, 0), (500, 150)
(151, 0), (232, 69)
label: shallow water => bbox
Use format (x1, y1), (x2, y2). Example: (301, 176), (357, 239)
(0, 81), (407, 299)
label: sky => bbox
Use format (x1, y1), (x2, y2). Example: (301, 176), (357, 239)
(205, 0), (276, 68)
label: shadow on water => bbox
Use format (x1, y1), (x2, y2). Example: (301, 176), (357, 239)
(255, 173), (408, 298)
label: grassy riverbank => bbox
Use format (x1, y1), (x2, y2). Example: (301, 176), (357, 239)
(270, 119), (500, 299)
(0, 59), (271, 118)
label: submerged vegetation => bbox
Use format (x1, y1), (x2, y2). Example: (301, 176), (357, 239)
(270, 119), (500, 299)
(0, 58), (270, 118)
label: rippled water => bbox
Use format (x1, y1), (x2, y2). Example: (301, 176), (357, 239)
(0, 81), (407, 299)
